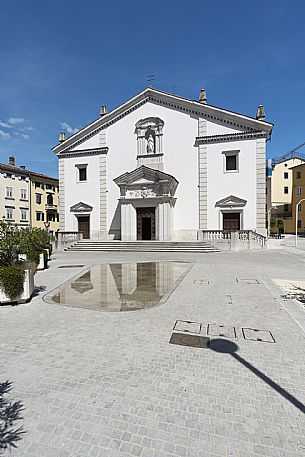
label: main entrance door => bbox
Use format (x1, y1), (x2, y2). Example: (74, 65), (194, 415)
(137, 208), (155, 240)
(223, 212), (240, 230)
(78, 215), (90, 239)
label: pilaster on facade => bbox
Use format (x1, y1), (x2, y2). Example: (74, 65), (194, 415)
(198, 117), (208, 229)
(256, 138), (266, 232)
(58, 158), (65, 230)
(99, 154), (107, 236)
(99, 130), (107, 148)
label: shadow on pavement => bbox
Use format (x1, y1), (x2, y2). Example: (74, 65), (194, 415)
(209, 338), (305, 415)
(0, 381), (25, 453)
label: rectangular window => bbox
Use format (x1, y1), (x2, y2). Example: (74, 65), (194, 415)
(284, 172), (289, 179)
(284, 204), (289, 212)
(36, 212), (44, 221)
(284, 186), (289, 194)
(35, 182), (40, 188)
(298, 220), (302, 229)
(20, 188), (27, 200)
(36, 193), (42, 204)
(5, 187), (13, 198)
(47, 213), (55, 222)
(297, 171), (302, 179)
(76, 164), (88, 182)
(299, 203), (302, 211)
(20, 208), (28, 220)
(5, 207), (13, 220)
(296, 187), (302, 196)
(225, 154), (238, 171)
(79, 167), (87, 181)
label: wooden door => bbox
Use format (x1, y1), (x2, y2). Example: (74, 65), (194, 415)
(136, 208), (155, 240)
(78, 216), (90, 239)
(223, 213), (240, 231)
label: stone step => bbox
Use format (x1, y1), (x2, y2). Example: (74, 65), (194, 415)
(67, 240), (219, 252)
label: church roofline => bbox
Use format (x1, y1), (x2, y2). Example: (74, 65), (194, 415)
(52, 87), (273, 154)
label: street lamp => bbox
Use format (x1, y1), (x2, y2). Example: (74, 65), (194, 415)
(295, 198), (305, 247)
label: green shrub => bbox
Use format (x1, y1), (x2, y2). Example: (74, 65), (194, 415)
(0, 265), (25, 300)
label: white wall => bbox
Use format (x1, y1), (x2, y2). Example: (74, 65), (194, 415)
(63, 155), (101, 237)
(105, 102), (199, 235)
(61, 101), (263, 238)
(206, 139), (257, 229)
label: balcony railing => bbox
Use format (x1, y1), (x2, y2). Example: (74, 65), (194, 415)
(45, 204), (58, 210)
(198, 230), (266, 250)
(55, 231), (83, 250)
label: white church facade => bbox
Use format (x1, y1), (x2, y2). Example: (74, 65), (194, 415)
(52, 87), (273, 241)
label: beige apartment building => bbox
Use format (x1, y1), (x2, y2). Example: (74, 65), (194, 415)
(0, 156), (59, 233)
(267, 155), (305, 233)
(29, 172), (59, 234)
(0, 156), (30, 227)
(291, 162), (305, 234)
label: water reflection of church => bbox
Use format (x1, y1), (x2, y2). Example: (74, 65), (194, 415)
(52, 262), (189, 311)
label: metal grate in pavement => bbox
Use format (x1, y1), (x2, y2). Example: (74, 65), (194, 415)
(58, 265), (85, 268)
(173, 320), (202, 334)
(194, 280), (209, 285)
(236, 278), (260, 284)
(207, 324), (236, 338)
(169, 333), (210, 348)
(242, 328), (275, 343)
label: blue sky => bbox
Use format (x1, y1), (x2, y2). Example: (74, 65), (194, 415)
(1, 0), (305, 177)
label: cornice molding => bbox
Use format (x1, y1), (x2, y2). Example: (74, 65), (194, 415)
(53, 88), (273, 155)
(195, 131), (268, 145)
(59, 147), (108, 158)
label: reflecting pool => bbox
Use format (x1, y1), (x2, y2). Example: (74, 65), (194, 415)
(51, 261), (190, 311)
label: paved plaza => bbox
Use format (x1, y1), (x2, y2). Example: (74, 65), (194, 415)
(1, 247), (305, 457)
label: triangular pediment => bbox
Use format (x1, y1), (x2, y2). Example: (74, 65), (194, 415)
(114, 165), (178, 186)
(114, 165), (178, 197)
(215, 195), (247, 207)
(70, 201), (93, 212)
(52, 87), (273, 155)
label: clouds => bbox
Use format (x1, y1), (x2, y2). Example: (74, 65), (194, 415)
(7, 117), (25, 125)
(0, 130), (11, 140)
(0, 116), (32, 141)
(60, 122), (79, 134)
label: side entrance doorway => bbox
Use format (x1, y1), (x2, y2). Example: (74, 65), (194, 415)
(78, 215), (90, 239)
(223, 212), (240, 231)
(137, 208), (155, 240)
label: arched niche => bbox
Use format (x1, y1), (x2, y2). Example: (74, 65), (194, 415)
(135, 117), (164, 156)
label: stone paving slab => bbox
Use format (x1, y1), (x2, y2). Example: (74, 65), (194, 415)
(0, 249), (305, 456)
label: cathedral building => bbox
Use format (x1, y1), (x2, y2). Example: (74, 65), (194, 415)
(52, 87), (273, 240)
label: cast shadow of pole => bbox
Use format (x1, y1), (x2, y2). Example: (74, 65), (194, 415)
(0, 381), (25, 453)
(209, 339), (305, 415)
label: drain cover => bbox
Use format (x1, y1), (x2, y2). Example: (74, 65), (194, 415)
(194, 280), (209, 285)
(58, 265), (85, 268)
(242, 328), (275, 343)
(173, 320), (202, 334)
(236, 279), (260, 284)
(169, 333), (210, 348)
(207, 324), (236, 338)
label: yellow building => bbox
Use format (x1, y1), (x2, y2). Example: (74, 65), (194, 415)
(291, 163), (305, 234)
(267, 156), (305, 233)
(29, 172), (59, 234)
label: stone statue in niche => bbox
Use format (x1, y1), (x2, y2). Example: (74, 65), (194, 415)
(146, 134), (155, 154)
